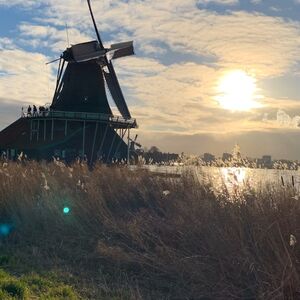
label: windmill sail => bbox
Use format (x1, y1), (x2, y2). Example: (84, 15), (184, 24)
(87, 0), (104, 49)
(108, 41), (134, 60)
(104, 61), (131, 119)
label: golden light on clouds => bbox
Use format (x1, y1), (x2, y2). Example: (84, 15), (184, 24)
(215, 70), (262, 111)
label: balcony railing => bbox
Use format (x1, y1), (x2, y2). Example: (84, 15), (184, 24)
(22, 110), (137, 127)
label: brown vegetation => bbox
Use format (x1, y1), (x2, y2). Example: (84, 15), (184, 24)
(0, 161), (299, 299)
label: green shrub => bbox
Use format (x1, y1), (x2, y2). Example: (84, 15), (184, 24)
(0, 270), (78, 299)
(1, 281), (27, 299)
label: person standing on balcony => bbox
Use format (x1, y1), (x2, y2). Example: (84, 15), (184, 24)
(27, 105), (32, 117)
(39, 106), (45, 116)
(33, 105), (37, 117)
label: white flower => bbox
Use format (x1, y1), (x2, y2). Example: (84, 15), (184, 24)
(41, 173), (50, 190)
(44, 183), (50, 191)
(290, 234), (297, 247)
(53, 157), (65, 168)
(43, 179), (50, 191)
(162, 190), (170, 196)
(17, 152), (24, 161)
(76, 179), (86, 190)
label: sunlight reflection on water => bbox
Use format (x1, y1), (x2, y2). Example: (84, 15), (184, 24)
(201, 166), (300, 191)
(142, 165), (300, 193)
(221, 167), (246, 185)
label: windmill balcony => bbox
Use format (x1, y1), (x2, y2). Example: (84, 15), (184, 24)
(22, 110), (137, 129)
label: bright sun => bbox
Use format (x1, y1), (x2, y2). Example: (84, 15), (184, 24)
(216, 70), (261, 111)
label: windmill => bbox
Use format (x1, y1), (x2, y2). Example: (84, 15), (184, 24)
(129, 134), (142, 150)
(0, 0), (137, 163)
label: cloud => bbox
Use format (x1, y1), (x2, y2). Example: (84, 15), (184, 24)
(250, 0), (262, 4)
(0, 44), (55, 106)
(198, 0), (239, 5)
(31, 0), (300, 133)
(101, 2), (300, 76)
(0, 99), (24, 130)
(276, 110), (300, 128)
(260, 108), (300, 130)
(15, 0), (299, 79)
(0, 38), (15, 50)
(115, 57), (221, 131)
(0, 0), (39, 7)
(18, 23), (92, 52)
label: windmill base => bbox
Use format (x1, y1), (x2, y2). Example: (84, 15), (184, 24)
(0, 116), (132, 164)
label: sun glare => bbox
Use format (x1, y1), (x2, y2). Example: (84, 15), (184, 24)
(216, 70), (261, 111)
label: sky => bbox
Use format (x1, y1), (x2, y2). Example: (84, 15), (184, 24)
(1, 0), (300, 159)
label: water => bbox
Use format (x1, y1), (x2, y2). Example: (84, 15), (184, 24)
(137, 165), (300, 192)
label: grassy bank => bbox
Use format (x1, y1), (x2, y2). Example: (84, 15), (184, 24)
(0, 161), (299, 299)
(0, 268), (77, 299)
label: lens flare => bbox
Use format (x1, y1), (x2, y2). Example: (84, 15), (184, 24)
(63, 207), (70, 214)
(0, 224), (11, 236)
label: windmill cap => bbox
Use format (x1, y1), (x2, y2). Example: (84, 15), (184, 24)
(62, 40), (105, 62)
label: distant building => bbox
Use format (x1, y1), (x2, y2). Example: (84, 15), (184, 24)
(222, 152), (232, 161)
(262, 155), (272, 165)
(258, 155), (272, 168)
(203, 153), (215, 163)
(232, 144), (242, 161)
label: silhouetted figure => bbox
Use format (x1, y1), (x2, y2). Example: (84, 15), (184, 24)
(27, 105), (32, 117)
(21, 107), (24, 117)
(39, 106), (45, 116)
(33, 105), (37, 117)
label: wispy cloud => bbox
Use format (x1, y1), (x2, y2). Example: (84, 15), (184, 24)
(198, 0), (239, 5)
(0, 0), (37, 7)
(276, 110), (300, 128)
(18, 23), (92, 52)
(0, 42), (55, 105)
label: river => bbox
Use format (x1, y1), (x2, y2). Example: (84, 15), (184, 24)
(136, 165), (300, 193)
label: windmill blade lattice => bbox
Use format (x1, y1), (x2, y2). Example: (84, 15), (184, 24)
(103, 61), (131, 119)
(87, 0), (104, 49)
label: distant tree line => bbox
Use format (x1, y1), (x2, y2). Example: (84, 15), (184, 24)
(136, 146), (179, 164)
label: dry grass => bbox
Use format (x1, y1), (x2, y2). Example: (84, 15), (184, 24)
(0, 161), (299, 299)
